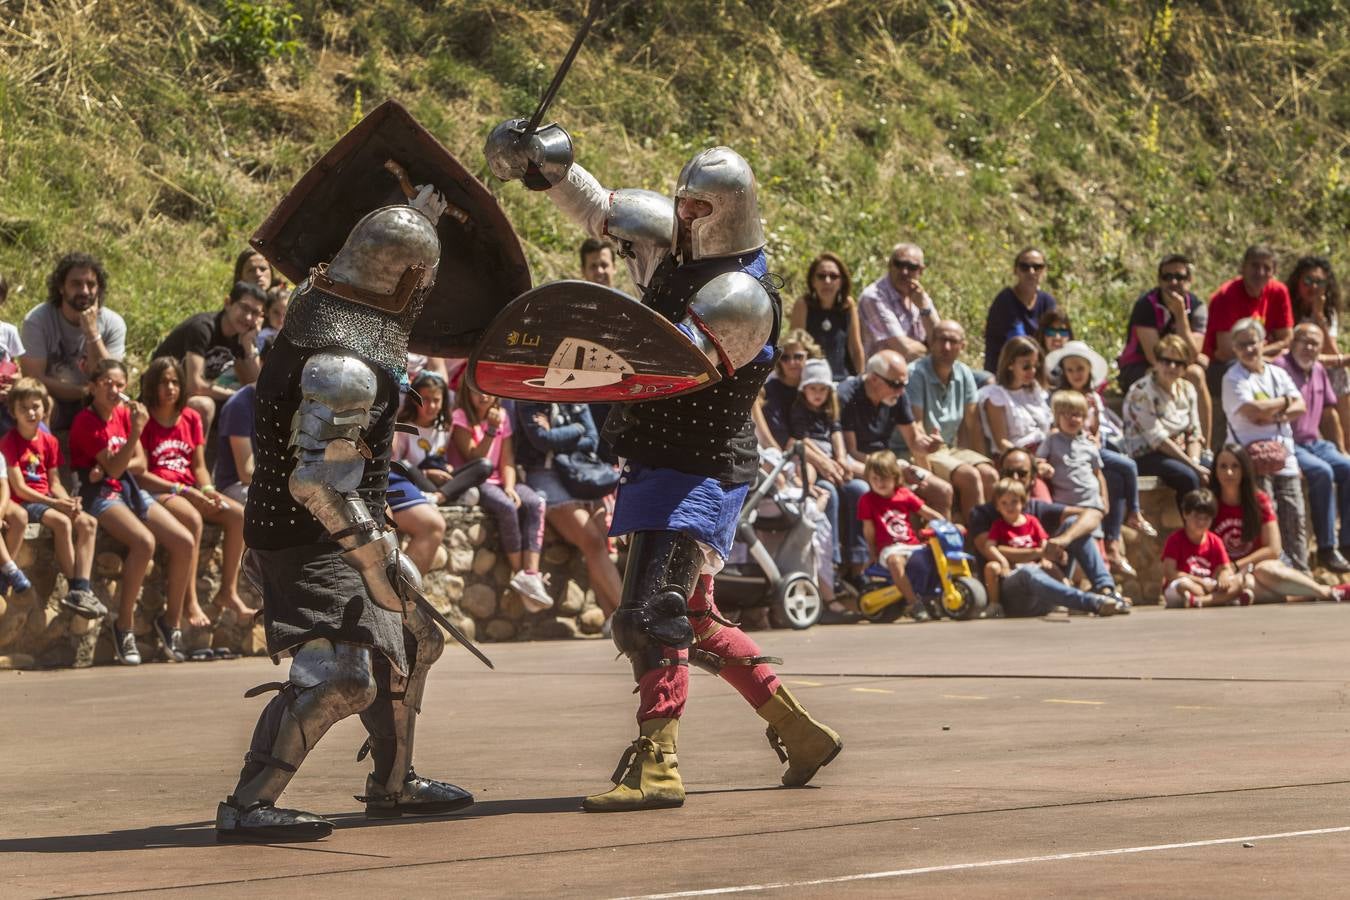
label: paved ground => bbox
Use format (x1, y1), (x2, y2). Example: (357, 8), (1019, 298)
(4, 603), (1350, 898)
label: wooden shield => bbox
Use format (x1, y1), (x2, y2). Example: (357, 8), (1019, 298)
(467, 281), (721, 402)
(249, 100), (532, 358)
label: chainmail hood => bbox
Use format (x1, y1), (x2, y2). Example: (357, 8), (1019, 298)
(281, 279), (425, 376)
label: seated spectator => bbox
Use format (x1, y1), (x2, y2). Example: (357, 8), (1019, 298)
(393, 371), (491, 507)
(981, 477), (1123, 618)
(792, 252), (864, 379)
(1033, 308), (1073, 358)
(1286, 255), (1350, 450)
(514, 399), (622, 619)
(982, 246), (1056, 376)
(786, 359), (849, 567)
(0, 269), (25, 430)
(1161, 489), (1250, 608)
(1222, 317), (1309, 572)
(20, 252), (127, 431)
(1203, 244), (1293, 445)
(1273, 323), (1350, 571)
(1122, 334), (1209, 506)
(1036, 390), (1108, 536)
(579, 236), (617, 288)
(840, 350), (954, 551)
(857, 243), (937, 361)
(858, 450), (942, 621)
(1047, 341), (1155, 576)
(968, 449), (1120, 611)
(137, 357), (250, 626)
(449, 384), (553, 612)
(906, 319), (997, 519)
(256, 285), (290, 352)
(213, 383), (255, 504)
(3, 378), (95, 615)
(233, 247), (275, 292)
(151, 281), (265, 435)
(752, 329), (820, 451)
(1117, 254), (1211, 442)
(1209, 444), (1350, 602)
(70, 359), (195, 665)
(977, 337), (1054, 495)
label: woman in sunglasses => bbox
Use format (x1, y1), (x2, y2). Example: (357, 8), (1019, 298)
(790, 252), (864, 380)
(981, 246), (1057, 376)
(1034, 309), (1074, 359)
(1286, 256), (1350, 449)
(1122, 334), (1209, 508)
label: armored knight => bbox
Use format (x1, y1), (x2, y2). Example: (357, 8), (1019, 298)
(215, 186), (474, 842)
(485, 120), (842, 811)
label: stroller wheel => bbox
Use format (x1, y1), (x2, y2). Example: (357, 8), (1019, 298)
(772, 574), (822, 630)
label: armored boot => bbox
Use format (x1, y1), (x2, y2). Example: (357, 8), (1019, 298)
(756, 685), (842, 787)
(360, 769), (474, 819)
(582, 718), (684, 812)
(216, 798), (333, 843)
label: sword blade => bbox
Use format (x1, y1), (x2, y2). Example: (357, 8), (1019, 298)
(409, 589), (496, 670)
(524, 0), (602, 136)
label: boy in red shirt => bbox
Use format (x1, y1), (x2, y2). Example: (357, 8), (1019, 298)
(1161, 488), (1251, 608)
(857, 450), (942, 620)
(2, 378), (101, 618)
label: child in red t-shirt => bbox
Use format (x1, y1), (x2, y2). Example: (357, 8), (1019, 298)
(2, 378), (101, 617)
(137, 358), (250, 629)
(857, 450), (942, 620)
(1161, 489), (1250, 608)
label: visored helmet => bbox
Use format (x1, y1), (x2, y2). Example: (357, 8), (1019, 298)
(674, 147), (766, 261)
(322, 205), (441, 313)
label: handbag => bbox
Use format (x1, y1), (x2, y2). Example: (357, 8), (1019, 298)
(1245, 439), (1289, 476)
(553, 450), (620, 499)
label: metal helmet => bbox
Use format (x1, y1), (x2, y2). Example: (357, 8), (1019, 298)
(325, 205), (441, 312)
(674, 147), (766, 261)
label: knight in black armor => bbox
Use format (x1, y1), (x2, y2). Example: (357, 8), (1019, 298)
(215, 186), (474, 842)
(486, 121), (842, 811)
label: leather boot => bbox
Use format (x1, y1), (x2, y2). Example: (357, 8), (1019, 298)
(360, 769), (475, 819)
(756, 685), (842, 787)
(582, 718), (684, 812)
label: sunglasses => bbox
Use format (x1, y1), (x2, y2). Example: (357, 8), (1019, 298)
(1003, 468), (1031, 478)
(1017, 262), (1046, 272)
(1234, 339), (1261, 350)
(1042, 327), (1072, 338)
(1157, 356), (1187, 368)
(1160, 271), (1190, 283)
(782, 352), (808, 362)
(1303, 276), (1328, 288)
(876, 374), (908, 390)
(890, 259), (922, 273)
(814, 272), (842, 281)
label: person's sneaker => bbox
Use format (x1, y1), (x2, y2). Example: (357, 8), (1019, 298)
(113, 625), (141, 666)
(154, 615), (186, 663)
(509, 570), (554, 612)
(1234, 588), (1256, 606)
(60, 589), (105, 620)
(1318, 548), (1350, 574)
(906, 601), (932, 622)
(4, 567), (31, 594)
(1332, 584), (1350, 603)
(1184, 590), (1201, 608)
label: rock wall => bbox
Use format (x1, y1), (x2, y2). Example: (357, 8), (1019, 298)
(0, 506), (606, 670)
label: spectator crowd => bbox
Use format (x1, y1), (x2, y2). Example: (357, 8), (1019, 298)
(1, 235), (1347, 665)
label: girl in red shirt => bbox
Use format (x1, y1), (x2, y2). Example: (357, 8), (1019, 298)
(70, 360), (195, 665)
(138, 357), (250, 630)
(1209, 445), (1349, 603)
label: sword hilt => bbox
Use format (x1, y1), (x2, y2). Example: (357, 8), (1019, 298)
(383, 159), (471, 227)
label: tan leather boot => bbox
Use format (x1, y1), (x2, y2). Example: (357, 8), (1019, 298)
(757, 685), (842, 787)
(582, 717), (685, 812)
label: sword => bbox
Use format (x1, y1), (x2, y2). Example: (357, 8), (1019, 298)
(403, 581), (496, 670)
(522, 0), (603, 138)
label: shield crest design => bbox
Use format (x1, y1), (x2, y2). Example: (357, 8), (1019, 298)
(468, 280), (720, 402)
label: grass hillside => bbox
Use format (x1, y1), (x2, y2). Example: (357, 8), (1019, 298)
(2, 0), (1348, 363)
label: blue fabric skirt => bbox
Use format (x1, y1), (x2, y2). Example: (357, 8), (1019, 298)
(609, 462), (748, 560)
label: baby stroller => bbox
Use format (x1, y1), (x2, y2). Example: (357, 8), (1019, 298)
(715, 444), (824, 629)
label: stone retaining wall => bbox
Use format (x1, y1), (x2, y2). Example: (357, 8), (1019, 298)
(0, 506), (606, 670)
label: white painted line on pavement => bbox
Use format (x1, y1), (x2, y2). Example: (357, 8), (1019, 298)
(942, 694), (988, 700)
(610, 826), (1350, 899)
(850, 687), (894, 694)
(1044, 698), (1104, 705)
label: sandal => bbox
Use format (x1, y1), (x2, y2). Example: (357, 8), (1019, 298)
(213, 647), (238, 660)
(188, 648), (216, 662)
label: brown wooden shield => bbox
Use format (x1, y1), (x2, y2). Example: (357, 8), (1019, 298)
(249, 99), (531, 358)
(467, 280), (721, 403)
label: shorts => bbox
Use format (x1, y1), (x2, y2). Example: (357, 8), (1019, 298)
(524, 464), (596, 508)
(386, 469), (430, 512)
(925, 447), (993, 482)
(879, 542), (923, 566)
(88, 486), (156, 521)
(1163, 575), (1214, 607)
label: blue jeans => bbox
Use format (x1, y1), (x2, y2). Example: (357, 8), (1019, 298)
(1059, 514), (1114, 591)
(817, 479), (842, 564)
(1099, 448), (1139, 542)
(838, 478), (871, 566)
(1002, 566), (1109, 617)
(1294, 440), (1350, 551)
(1134, 450), (1204, 510)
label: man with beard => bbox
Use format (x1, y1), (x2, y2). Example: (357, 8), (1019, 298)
(485, 120), (842, 812)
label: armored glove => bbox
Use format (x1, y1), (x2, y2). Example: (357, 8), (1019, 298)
(484, 117), (573, 191)
(341, 530), (423, 614)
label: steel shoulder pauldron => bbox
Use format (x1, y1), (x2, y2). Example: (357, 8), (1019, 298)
(288, 351), (378, 509)
(682, 271), (774, 374)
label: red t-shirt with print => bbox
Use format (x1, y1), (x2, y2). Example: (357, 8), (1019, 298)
(139, 408), (204, 486)
(69, 405), (132, 494)
(1202, 277), (1294, 358)
(988, 514), (1049, 551)
(857, 485), (924, 551)
(0, 428), (61, 497)
(1162, 529), (1231, 579)
(1211, 492), (1276, 561)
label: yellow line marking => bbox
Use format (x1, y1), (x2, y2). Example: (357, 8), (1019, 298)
(942, 694), (988, 700)
(1174, 705), (1220, 710)
(851, 687), (895, 694)
(788, 680), (823, 687)
(1043, 699), (1104, 705)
